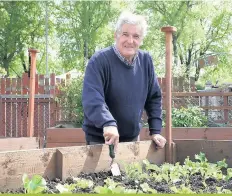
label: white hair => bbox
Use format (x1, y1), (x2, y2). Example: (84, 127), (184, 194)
(115, 11), (148, 38)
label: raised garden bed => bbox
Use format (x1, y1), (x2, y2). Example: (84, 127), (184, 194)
(2, 152), (232, 194)
(42, 127), (232, 148)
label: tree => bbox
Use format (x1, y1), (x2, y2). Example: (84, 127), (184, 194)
(55, 1), (117, 71)
(0, 1), (46, 76)
(137, 1), (232, 81)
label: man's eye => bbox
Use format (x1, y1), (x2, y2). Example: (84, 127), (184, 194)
(134, 35), (140, 39)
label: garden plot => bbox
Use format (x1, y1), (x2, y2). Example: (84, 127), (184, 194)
(2, 152), (232, 194)
(0, 140), (232, 194)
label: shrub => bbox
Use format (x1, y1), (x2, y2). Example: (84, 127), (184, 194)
(55, 76), (84, 127)
(162, 105), (208, 127)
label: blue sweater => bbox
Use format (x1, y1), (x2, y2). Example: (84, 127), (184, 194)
(82, 46), (162, 142)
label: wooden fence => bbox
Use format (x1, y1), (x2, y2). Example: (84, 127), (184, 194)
(0, 73), (195, 95)
(0, 72), (214, 139)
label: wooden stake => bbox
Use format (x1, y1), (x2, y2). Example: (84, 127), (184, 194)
(161, 26), (177, 163)
(28, 48), (39, 137)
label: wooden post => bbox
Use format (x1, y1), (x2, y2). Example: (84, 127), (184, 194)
(27, 48), (39, 137)
(161, 26), (177, 163)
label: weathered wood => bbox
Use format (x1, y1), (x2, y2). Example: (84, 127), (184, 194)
(46, 142), (86, 148)
(43, 127), (232, 148)
(140, 127), (232, 141)
(0, 148), (56, 191)
(0, 137), (39, 152)
(164, 92), (232, 96)
(46, 128), (85, 143)
(174, 139), (232, 167)
(56, 140), (166, 181)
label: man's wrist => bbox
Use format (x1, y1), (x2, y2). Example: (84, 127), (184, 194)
(103, 126), (118, 133)
(149, 129), (161, 135)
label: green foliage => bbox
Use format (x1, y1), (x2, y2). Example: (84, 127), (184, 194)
(55, 76), (84, 127)
(22, 173), (46, 194)
(56, 177), (94, 193)
(163, 105), (208, 127)
(21, 152), (232, 194)
(0, 67), (6, 76)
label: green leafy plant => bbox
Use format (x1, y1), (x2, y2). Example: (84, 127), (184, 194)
(163, 105), (208, 127)
(170, 184), (196, 194)
(94, 177), (137, 194)
(123, 161), (148, 180)
(56, 177), (94, 193)
(22, 173), (46, 194)
(140, 182), (157, 193)
(55, 76), (84, 127)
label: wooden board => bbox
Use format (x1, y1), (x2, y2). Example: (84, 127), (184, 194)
(140, 127), (232, 141)
(0, 148), (56, 191)
(57, 140), (166, 180)
(46, 142), (86, 148)
(42, 128), (85, 148)
(174, 139), (232, 167)
(43, 127), (232, 149)
(0, 137), (39, 151)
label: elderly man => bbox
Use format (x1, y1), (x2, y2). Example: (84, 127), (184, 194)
(82, 11), (166, 151)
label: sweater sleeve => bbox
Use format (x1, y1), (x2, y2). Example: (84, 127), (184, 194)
(82, 57), (117, 128)
(144, 54), (162, 135)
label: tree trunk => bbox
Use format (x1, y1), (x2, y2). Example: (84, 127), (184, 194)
(3, 56), (10, 76)
(172, 33), (178, 66)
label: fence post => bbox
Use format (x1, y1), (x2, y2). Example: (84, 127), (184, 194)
(0, 96), (3, 137)
(161, 26), (177, 163)
(28, 48), (39, 137)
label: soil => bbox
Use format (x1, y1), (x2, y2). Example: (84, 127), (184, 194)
(2, 170), (232, 194)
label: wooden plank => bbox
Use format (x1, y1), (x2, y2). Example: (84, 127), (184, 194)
(12, 79), (17, 137)
(164, 91), (232, 97)
(34, 100), (39, 137)
(22, 73), (29, 95)
(0, 148), (57, 191)
(44, 127), (232, 148)
(0, 137), (39, 151)
(0, 78), (5, 94)
(46, 128), (85, 143)
(16, 78), (21, 95)
(174, 139), (232, 167)
(38, 74), (44, 94)
(140, 127), (232, 141)
(56, 140), (165, 181)
(46, 142), (86, 148)
(50, 73), (55, 95)
(16, 99), (22, 137)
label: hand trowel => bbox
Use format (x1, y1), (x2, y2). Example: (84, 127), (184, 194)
(109, 144), (121, 176)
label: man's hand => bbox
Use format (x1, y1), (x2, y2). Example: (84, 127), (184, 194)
(151, 134), (166, 149)
(103, 126), (119, 151)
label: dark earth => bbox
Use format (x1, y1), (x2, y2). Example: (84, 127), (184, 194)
(2, 170), (232, 194)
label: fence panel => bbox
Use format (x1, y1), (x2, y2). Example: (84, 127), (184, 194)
(0, 73), (198, 138)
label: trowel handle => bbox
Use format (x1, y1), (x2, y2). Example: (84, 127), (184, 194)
(109, 144), (115, 159)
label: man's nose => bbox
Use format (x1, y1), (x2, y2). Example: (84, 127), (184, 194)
(127, 35), (133, 43)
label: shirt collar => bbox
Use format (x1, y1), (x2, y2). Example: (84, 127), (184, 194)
(112, 44), (138, 66)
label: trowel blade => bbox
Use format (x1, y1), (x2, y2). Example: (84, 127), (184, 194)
(110, 162), (121, 176)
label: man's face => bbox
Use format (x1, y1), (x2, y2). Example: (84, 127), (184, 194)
(115, 23), (143, 62)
